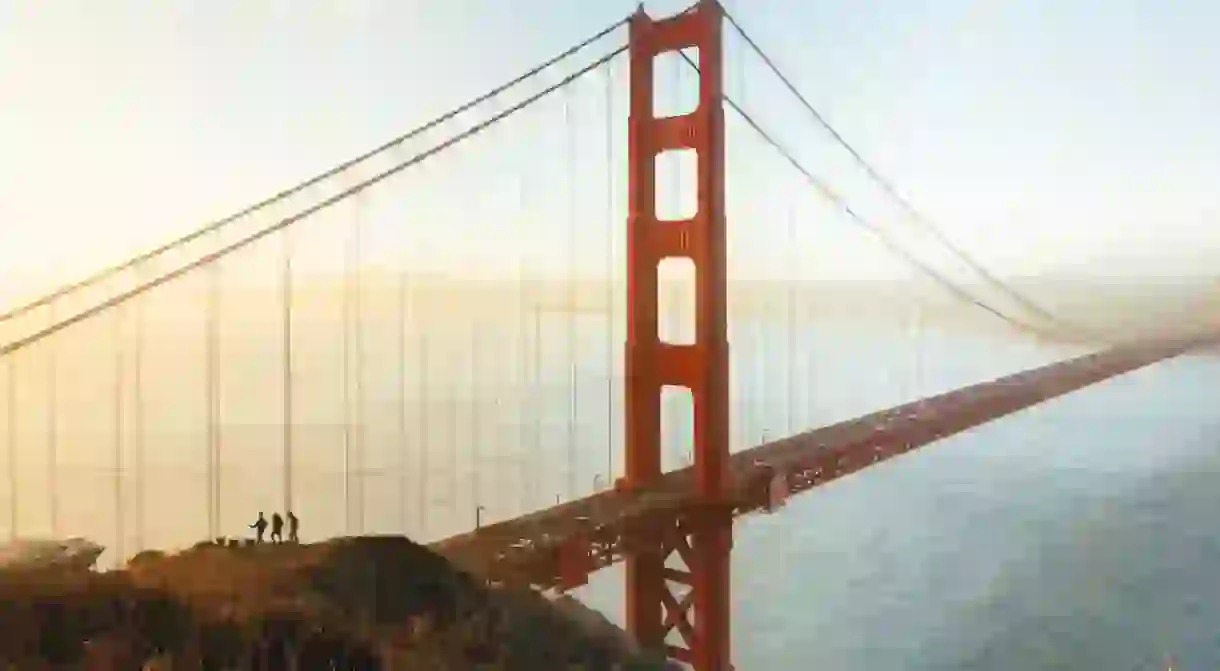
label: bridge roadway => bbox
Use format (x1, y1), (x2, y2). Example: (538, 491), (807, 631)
(432, 332), (1218, 589)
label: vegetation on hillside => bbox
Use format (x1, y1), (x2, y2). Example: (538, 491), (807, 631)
(0, 536), (669, 669)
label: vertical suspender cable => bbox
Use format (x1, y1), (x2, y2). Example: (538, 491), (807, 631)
(415, 163), (429, 536)
(528, 109), (543, 506)
(206, 231), (220, 539)
(113, 289), (125, 567)
(418, 330), (429, 536)
(46, 302), (58, 535)
(516, 171), (531, 512)
(785, 203), (795, 435)
(343, 191), (367, 534)
(532, 290), (542, 504)
(281, 228), (295, 517)
(603, 55), (615, 488)
(486, 312), (499, 514)
(397, 263), (409, 531)
(448, 336), (457, 517)
(214, 238), (223, 537)
(750, 318), (762, 444)
(470, 319), (480, 520)
(479, 99), (498, 516)
(7, 357), (17, 539)
(442, 119), (460, 522)
(913, 302), (923, 398)
(342, 200), (354, 534)
(133, 263), (145, 551)
(520, 148), (537, 514)
(759, 314), (768, 441)
(564, 81), (578, 502)
(354, 200), (365, 534)
(730, 27), (745, 449)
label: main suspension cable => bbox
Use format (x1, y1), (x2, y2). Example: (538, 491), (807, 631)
(682, 46), (1079, 344)
(0, 18), (631, 328)
(0, 46), (629, 362)
(720, 7), (1091, 340)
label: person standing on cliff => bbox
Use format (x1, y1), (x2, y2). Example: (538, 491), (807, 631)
(287, 511), (300, 543)
(250, 512), (268, 543)
(270, 513), (285, 544)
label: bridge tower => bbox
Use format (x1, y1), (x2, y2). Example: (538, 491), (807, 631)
(623, 1), (732, 669)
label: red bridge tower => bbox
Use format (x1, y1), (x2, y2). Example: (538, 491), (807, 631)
(623, 1), (732, 669)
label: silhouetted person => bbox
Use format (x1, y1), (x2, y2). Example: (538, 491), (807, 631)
(286, 511), (299, 543)
(270, 513), (284, 544)
(250, 512), (268, 544)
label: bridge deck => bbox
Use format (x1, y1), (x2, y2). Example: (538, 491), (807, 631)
(433, 334), (1214, 589)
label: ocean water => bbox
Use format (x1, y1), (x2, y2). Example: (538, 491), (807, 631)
(575, 340), (1220, 670)
(3, 306), (1218, 668)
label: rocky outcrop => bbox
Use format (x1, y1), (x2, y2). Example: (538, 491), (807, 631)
(0, 535), (671, 669)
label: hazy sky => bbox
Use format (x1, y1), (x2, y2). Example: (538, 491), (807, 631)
(2, 0), (1219, 310)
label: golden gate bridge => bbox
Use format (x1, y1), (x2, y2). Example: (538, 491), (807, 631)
(1, 2), (1216, 668)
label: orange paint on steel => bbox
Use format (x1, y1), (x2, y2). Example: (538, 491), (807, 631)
(624, 2), (732, 668)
